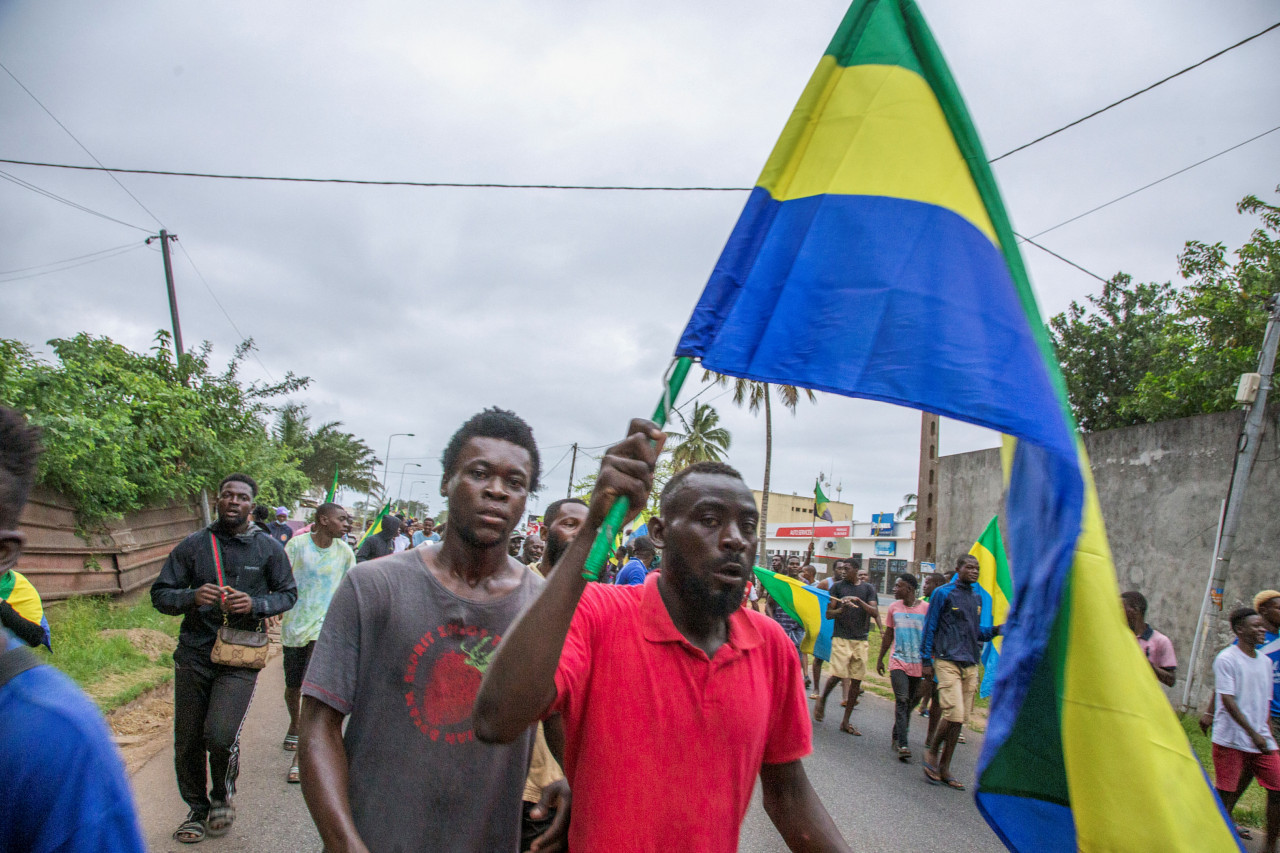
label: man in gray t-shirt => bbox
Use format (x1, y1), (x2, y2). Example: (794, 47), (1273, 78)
(299, 409), (564, 853)
(303, 548), (544, 851)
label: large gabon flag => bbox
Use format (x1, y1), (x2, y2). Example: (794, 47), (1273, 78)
(675, 1), (1239, 850)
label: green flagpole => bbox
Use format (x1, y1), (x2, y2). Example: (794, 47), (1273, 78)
(325, 465), (339, 504)
(581, 356), (692, 580)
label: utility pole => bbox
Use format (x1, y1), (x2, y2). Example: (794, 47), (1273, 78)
(566, 443), (579, 499)
(146, 229), (184, 375)
(1183, 292), (1280, 710)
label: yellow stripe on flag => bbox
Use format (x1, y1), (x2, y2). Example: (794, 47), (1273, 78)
(757, 58), (998, 243)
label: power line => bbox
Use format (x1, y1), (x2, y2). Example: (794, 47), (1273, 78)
(989, 21), (1280, 163)
(171, 240), (277, 382)
(1023, 124), (1280, 241)
(0, 60), (166, 227)
(0, 157), (749, 192)
(0, 241), (143, 275)
(542, 445), (576, 479)
(0, 243), (145, 283)
(0, 169), (151, 232)
(1014, 234), (1109, 284)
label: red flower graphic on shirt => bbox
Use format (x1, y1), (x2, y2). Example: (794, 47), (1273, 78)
(404, 624), (499, 744)
(423, 636), (495, 726)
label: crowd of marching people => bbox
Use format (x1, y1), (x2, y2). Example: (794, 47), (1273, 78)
(2, 398), (1278, 852)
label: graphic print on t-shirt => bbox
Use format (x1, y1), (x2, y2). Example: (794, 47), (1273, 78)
(403, 622), (498, 744)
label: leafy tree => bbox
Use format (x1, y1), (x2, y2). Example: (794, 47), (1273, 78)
(0, 331), (310, 527)
(704, 373), (816, 566)
(667, 402), (732, 469)
(273, 402), (382, 496)
(1047, 274), (1179, 432)
(1049, 187), (1280, 432)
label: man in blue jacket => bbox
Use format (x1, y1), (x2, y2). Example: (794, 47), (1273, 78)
(920, 553), (1000, 790)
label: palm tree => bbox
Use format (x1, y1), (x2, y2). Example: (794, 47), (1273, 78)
(899, 493), (918, 521)
(704, 372), (817, 565)
(667, 402), (732, 470)
(272, 403), (383, 497)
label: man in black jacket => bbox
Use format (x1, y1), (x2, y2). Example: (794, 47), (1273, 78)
(354, 514), (400, 563)
(151, 473), (296, 844)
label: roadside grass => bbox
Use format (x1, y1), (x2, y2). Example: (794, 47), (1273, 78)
(1180, 713), (1264, 829)
(39, 596), (181, 712)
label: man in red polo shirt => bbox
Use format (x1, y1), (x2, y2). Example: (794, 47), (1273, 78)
(475, 419), (851, 852)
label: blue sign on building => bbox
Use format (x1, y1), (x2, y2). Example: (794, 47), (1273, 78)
(871, 512), (896, 536)
(874, 540), (896, 556)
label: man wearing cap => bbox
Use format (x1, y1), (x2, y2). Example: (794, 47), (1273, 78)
(269, 508), (294, 545)
(1254, 590), (1280, 742)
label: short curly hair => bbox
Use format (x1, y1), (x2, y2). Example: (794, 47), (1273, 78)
(441, 408), (540, 493)
(0, 407), (43, 529)
(659, 461), (744, 514)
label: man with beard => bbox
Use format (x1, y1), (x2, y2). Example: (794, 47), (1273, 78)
(475, 423), (851, 852)
(151, 473), (297, 843)
(521, 497), (586, 851)
(299, 409), (566, 853)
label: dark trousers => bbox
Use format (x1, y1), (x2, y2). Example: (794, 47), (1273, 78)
(173, 660), (258, 814)
(890, 669), (923, 749)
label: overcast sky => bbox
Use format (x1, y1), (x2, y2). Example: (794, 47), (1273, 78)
(2, 1), (1277, 519)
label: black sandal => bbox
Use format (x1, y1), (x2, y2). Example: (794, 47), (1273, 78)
(173, 811), (206, 844)
(206, 801), (235, 837)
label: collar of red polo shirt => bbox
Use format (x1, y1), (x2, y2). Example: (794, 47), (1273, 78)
(638, 573), (764, 653)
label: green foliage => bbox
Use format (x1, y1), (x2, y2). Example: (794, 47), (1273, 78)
(668, 402), (732, 469)
(1050, 188), (1280, 432)
(0, 331), (311, 527)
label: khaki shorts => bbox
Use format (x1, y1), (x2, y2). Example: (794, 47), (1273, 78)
(828, 638), (869, 680)
(935, 660), (979, 723)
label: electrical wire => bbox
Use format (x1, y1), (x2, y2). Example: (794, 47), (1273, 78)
(989, 21), (1280, 163)
(1023, 124), (1280, 241)
(172, 240), (277, 382)
(0, 241), (143, 275)
(0, 243), (145, 283)
(1014, 234), (1109, 284)
(0, 60), (166, 228)
(0, 169), (151, 232)
(542, 445), (576, 479)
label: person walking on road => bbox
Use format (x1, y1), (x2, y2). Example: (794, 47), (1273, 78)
(474, 425), (853, 853)
(280, 502), (355, 783)
(920, 554), (1000, 791)
(1121, 590), (1177, 688)
(355, 514), (400, 563)
(877, 573), (929, 760)
(1212, 607), (1280, 853)
(151, 473), (297, 844)
(614, 535), (656, 585)
(298, 409), (567, 853)
(815, 557), (877, 735)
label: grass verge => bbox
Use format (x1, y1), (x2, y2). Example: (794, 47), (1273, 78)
(39, 596), (181, 713)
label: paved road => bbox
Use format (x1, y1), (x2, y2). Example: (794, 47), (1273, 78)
(131, 654), (1011, 852)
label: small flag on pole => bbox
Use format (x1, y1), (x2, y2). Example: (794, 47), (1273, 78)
(325, 466), (340, 504)
(969, 515), (1011, 698)
(814, 480), (834, 522)
(356, 502), (391, 549)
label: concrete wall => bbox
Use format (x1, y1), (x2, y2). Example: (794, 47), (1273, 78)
(937, 405), (1280, 710)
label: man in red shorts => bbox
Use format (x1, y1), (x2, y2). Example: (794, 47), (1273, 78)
(1213, 607), (1280, 852)
(474, 420), (851, 852)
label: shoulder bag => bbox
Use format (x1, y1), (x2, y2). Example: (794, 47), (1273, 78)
(208, 532), (270, 670)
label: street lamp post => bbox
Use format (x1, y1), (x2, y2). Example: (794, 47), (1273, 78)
(407, 479), (430, 516)
(379, 432), (414, 506)
(396, 463), (423, 505)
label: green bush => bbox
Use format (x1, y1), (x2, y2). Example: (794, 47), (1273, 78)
(0, 332), (311, 528)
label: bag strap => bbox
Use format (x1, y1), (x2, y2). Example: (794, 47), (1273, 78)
(209, 531), (225, 587)
(0, 644), (42, 689)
